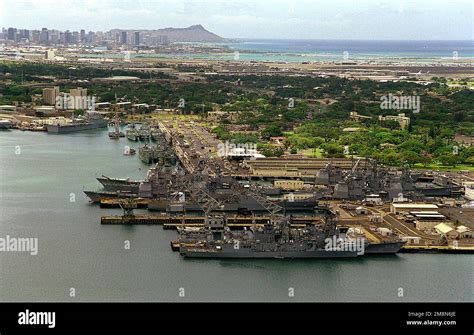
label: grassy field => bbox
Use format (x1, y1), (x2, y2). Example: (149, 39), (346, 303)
(301, 148), (324, 158)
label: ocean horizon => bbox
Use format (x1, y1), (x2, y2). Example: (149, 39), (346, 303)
(226, 39), (474, 59)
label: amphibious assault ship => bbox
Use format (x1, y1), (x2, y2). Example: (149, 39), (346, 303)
(46, 111), (107, 133)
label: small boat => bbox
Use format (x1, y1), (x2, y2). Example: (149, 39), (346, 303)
(108, 115), (124, 139)
(0, 119), (13, 129)
(108, 132), (121, 139)
(123, 148), (136, 156)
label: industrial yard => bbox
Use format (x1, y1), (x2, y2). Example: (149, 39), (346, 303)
(69, 114), (474, 256)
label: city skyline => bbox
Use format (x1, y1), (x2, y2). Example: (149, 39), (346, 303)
(1, 0), (472, 40)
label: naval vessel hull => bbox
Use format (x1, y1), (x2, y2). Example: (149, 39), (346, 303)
(0, 121), (13, 129)
(365, 241), (406, 254)
(96, 177), (142, 193)
(84, 190), (137, 203)
(101, 184), (140, 193)
(147, 200), (317, 213)
(47, 121), (107, 133)
(180, 249), (360, 259)
(414, 187), (462, 197)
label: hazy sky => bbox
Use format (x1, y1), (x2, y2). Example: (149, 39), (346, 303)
(1, 0), (472, 40)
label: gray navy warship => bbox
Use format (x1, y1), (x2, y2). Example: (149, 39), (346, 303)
(47, 111), (107, 133)
(179, 214), (362, 259)
(177, 209), (406, 258)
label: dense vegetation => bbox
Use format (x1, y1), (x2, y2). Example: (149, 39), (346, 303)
(1, 62), (473, 166)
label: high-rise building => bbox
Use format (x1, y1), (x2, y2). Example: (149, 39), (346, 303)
(154, 35), (169, 46)
(52, 32), (60, 44)
(87, 31), (96, 43)
(7, 27), (17, 40)
(42, 86), (60, 105)
(134, 31), (140, 45)
(80, 29), (85, 42)
(19, 29), (30, 40)
(31, 30), (40, 43)
(70, 87), (87, 97)
(70, 87), (88, 109)
(121, 31), (128, 44)
(64, 31), (72, 44)
(40, 28), (49, 44)
(59, 32), (65, 44)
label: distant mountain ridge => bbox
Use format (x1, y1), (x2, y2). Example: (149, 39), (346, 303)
(112, 25), (226, 43)
(157, 25), (226, 42)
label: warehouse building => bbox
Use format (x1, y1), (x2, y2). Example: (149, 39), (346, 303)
(411, 211), (447, 231)
(390, 203), (439, 214)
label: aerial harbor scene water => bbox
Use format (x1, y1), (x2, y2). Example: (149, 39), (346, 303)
(0, 0), (473, 309)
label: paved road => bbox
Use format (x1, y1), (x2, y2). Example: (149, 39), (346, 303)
(383, 214), (439, 241)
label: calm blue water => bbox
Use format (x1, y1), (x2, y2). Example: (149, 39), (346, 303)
(83, 39), (474, 63)
(0, 130), (473, 302)
(229, 39), (474, 58)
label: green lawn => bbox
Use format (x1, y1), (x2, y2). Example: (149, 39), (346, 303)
(301, 148), (324, 158)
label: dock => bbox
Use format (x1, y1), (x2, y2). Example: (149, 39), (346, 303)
(100, 198), (150, 208)
(101, 214), (324, 229)
(399, 245), (474, 254)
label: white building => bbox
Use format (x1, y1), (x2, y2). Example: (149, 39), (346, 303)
(0, 105), (17, 113)
(34, 106), (56, 115)
(456, 226), (473, 239)
(355, 206), (369, 215)
(45, 49), (55, 60)
(434, 223), (459, 239)
(376, 227), (392, 237)
(390, 203), (439, 214)
(463, 182), (474, 201)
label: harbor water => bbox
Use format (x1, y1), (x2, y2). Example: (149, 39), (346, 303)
(0, 130), (472, 302)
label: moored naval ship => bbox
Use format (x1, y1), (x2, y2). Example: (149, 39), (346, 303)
(96, 175), (143, 193)
(321, 159), (461, 201)
(85, 162), (176, 202)
(176, 213), (406, 258)
(150, 126), (162, 141)
(126, 123), (139, 141)
(139, 142), (177, 165)
(83, 190), (137, 203)
(365, 241), (406, 253)
(413, 174), (462, 197)
(337, 227), (406, 254)
(179, 214), (363, 259)
(139, 144), (155, 164)
(46, 111), (108, 133)
(108, 119), (125, 139)
(138, 122), (151, 141)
